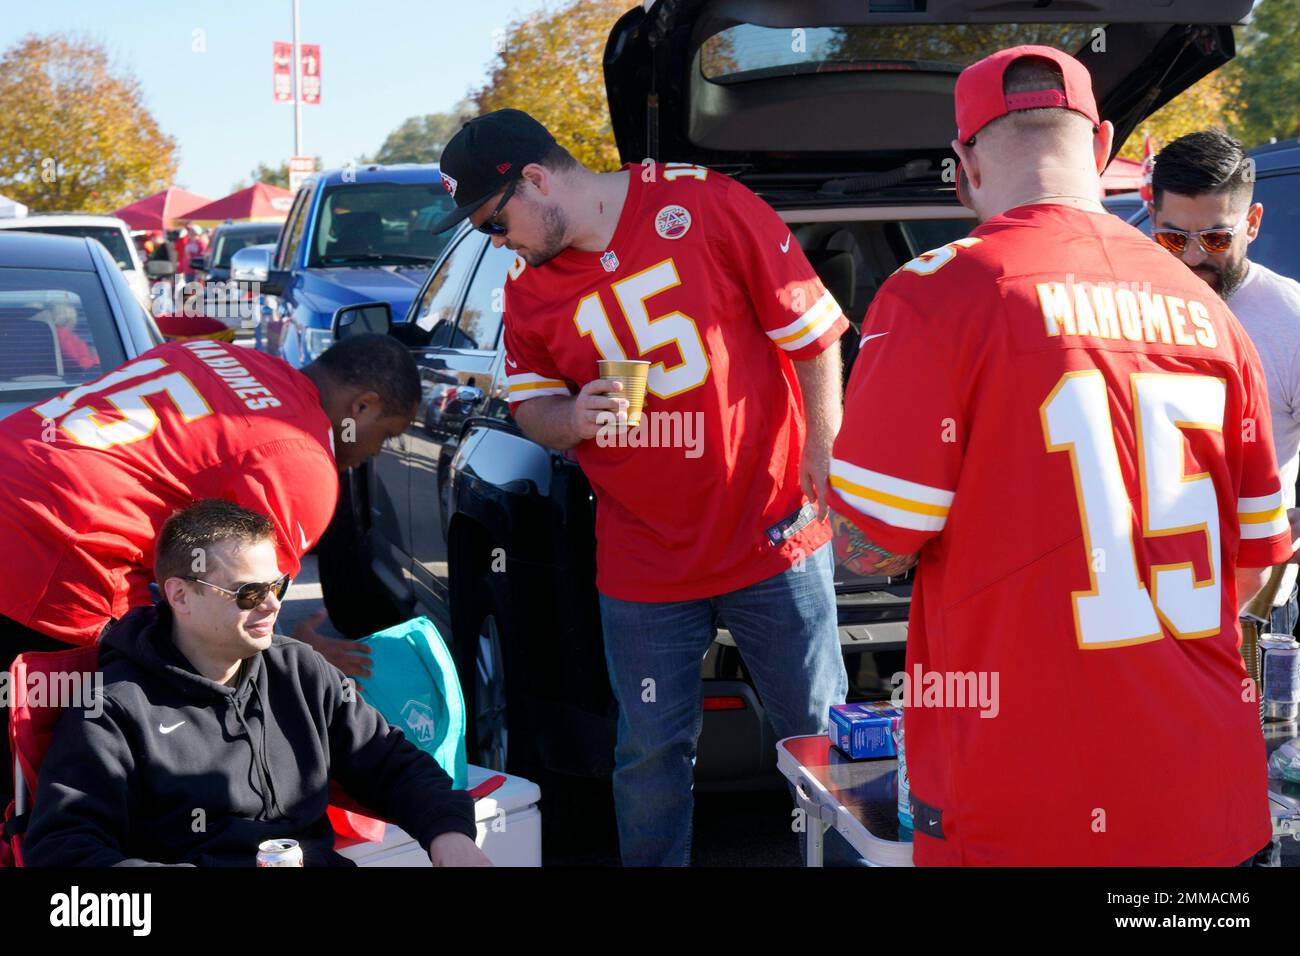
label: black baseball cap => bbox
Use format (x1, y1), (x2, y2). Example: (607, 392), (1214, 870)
(430, 109), (557, 233)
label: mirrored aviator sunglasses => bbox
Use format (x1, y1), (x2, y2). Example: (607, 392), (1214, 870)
(234, 574), (291, 610)
(184, 573), (291, 610)
(1153, 225), (1237, 256)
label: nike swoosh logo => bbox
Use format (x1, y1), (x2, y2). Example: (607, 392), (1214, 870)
(297, 522), (310, 550)
(860, 332), (890, 344)
(505, 355), (518, 369)
(779, 233), (792, 253)
(159, 721), (185, 734)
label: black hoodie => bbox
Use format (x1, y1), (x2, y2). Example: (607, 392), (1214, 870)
(23, 604), (477, 866)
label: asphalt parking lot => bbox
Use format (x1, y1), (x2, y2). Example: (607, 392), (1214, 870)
(278, 554), (803, 866)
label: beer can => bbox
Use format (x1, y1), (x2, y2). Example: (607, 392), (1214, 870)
(256, 838), (304, 867)
(1260, 635), (1300, 722)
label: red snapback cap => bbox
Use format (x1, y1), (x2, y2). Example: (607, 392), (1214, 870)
(954, 44), (1100, 144)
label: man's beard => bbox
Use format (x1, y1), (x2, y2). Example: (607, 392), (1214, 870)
(519, 204), (569, 268)
(1193, 253), (1249, 299)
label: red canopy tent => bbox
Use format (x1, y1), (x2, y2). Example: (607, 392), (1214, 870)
(1101, 156), (1145, 195)
(113, 187), (212, 231)
(181, 183), (295, 225)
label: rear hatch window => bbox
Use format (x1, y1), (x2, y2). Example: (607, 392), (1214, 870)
(702, 23), (1098, 83)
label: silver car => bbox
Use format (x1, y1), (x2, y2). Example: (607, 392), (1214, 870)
(0, 231), (160, 419)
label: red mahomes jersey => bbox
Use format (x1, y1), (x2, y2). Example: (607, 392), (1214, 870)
(0, 340), (338, 644)
(503, 164), (848, 601)
(827, 204), (1291, 866)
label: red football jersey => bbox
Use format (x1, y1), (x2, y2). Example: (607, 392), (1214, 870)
(0, 340), (338, 644)
(828, 204), (1292, 866)
(503, 164), (847, 601)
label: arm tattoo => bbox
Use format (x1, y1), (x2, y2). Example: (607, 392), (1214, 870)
(833, 514), (919, 577)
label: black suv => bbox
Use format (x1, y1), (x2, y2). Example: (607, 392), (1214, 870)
(318, 0), (1253, 783)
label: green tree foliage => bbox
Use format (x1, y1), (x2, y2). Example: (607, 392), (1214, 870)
(370, 102), (473, 165)
(1225, 0), (1300, 147)
(231, 157), (322, 192)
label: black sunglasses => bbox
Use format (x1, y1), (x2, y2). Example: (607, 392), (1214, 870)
(475, 178), (519, 237)
(183, 573), (291, 610)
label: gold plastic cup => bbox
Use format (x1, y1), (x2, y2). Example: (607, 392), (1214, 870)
(597, 359), (650, 428)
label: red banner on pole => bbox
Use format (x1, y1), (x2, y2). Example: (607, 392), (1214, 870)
(300, 44), (321, 105)
(272, 41), (293, 103)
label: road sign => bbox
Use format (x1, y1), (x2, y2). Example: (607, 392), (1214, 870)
(272, 41), (293, 103)
(288, 156), (317, 196)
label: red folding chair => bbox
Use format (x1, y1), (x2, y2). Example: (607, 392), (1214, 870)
(3, 644), (99, 867)
(2, 645), (398, 865)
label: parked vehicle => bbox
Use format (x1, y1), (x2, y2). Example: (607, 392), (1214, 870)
(1102, 190), (1145, 223)
(231, 164), (456, 367)
(190, 221), (283, 284)
(318, 0), (1254, 783)
(0, 232), (160, 420)
(0, 214), (150, 310)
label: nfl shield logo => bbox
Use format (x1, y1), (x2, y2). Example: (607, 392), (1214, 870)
(440, 171), (458, 197)
(600, 250), (620, 272)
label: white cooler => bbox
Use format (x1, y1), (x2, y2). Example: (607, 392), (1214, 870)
(340, 765), (542, 867)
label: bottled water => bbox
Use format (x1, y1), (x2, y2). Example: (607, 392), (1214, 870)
(894, 714), (913, 835)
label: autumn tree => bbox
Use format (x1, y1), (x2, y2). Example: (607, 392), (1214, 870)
(1116, 71), (1243, 161)
(472, 0), (629, 171)
(0, 34), (177, 213)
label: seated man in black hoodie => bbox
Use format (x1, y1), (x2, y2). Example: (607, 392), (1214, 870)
(24, 499), (490, 867)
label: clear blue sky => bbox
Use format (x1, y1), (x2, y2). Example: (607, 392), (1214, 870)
(0, 0), (557, 199)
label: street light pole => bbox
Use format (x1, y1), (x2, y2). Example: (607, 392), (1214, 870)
(292, 0), (302, 157)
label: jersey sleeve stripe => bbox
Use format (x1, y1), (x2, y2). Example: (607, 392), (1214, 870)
(1239, 504), (1288, 525)
(830, 476), (948, 532)
(508, 378), (571, 400)
(509, 386), (571, 401)
(766, 291), (844, 351)
(1240, 511), (1290, 539)
(830, 473), (950, 518)
(506, 372), (566, 387)
(830, 458), (955, 508)
(1238, 492), (1284, 513)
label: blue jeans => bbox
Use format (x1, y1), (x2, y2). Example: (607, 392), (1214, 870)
(1268, 584), (1299, 637)
(598, 543), (848, 866)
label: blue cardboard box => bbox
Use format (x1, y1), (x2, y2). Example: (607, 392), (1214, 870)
(829, 702), (902, 759)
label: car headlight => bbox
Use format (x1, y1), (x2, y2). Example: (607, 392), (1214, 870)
(302, 328), (334, 362)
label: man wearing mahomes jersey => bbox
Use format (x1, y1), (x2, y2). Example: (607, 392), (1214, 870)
(431, 109), (850, 866)
(827, 46), (1294, 866)
(0, 334), (419, 800)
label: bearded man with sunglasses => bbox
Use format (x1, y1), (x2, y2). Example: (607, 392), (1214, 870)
(23, 498), (491, 866)
(1150, 129), (1300, 638)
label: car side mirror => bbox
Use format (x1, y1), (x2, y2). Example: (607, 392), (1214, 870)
(144, 259), (175, 278)
(333, 301), (392, 339)
(230, 246), (272, 283)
